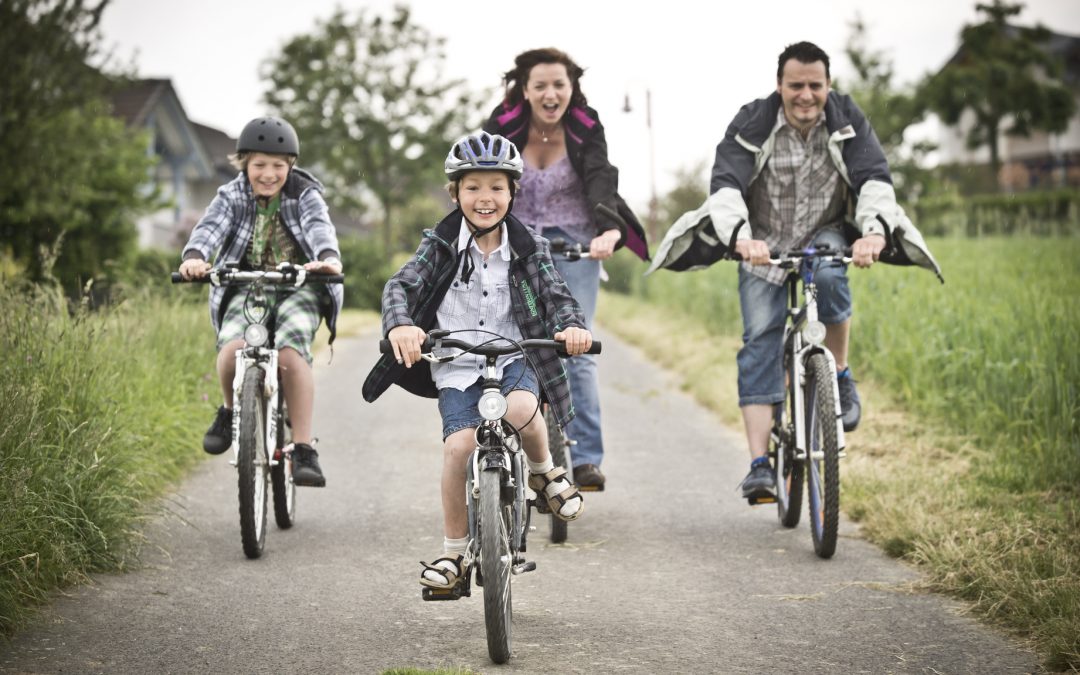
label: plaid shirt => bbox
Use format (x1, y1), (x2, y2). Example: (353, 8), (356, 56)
(746, 108), (847, 285)
(181, 169), (343, 342)
(362, 210), (586, 428)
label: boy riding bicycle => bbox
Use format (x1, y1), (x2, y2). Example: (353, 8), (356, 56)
(178, 116), (343, 487)
(362, 131), (589, 589)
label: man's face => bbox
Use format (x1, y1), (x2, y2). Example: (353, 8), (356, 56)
(777, 59), (830, 136)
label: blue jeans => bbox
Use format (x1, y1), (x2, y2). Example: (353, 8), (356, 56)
(736, 229), (852, 407)
(437, 358), (540, 440)
(545, 227), (605, 468)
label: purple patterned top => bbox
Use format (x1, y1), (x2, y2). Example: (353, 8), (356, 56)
(515, 156), (593, 244)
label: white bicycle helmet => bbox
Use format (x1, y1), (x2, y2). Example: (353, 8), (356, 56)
(444, 131), (523, 181)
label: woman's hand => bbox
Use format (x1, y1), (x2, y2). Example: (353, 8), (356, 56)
(179, 258), (211, 280)
(588, 229), (621, 260)
(388, 325), (427, 368)
(554, 326), (593, 356)
(304, 258), (343, 275)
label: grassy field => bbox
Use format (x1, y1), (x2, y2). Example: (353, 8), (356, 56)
(599, 235), (1079, 670)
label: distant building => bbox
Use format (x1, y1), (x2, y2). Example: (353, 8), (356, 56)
(933, 27), (1080, 191)
(110, 79), (234, 250)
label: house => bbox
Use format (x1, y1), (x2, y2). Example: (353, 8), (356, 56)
(111, 79), (233, 250)
(933, 26), (1080, 191)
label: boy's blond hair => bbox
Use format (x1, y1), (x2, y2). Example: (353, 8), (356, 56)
(229, 151), (298, 172)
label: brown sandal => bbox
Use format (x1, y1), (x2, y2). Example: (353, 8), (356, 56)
(419, 554), (467, 589)
(528, 467), (584, 522)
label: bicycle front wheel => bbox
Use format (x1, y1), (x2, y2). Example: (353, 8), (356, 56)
(237, 366), (269, 559)
(804, 352), (840, 558)
(544, 408), (569, 544)
(479, 468), (513, 663)
(271, 394), (296, 529)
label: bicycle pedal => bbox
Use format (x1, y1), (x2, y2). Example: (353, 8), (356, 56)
(577, 484), (604, 492)
(422, 585), (468, 601)
(748, 495), (777, 505)
(512, 561), (537, 575)
(533, 499), (551, 514)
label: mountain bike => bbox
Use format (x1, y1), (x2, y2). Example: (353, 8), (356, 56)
(729, 244), (852, 559)
(382, 330), (600, 663)
(173, 263), (344, 559)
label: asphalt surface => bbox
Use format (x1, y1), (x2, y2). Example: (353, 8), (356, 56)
(1, 328), (1040, 674)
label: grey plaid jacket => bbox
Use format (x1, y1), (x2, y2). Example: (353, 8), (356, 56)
(181, 169), (344, 342)
(362, 211), (586, 428)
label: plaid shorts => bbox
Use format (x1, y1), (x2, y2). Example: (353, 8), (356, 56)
(217, 286), (323, 363)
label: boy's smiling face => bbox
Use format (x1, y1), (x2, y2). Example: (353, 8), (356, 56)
(455, 171), (511, 230)
(247, 152), (291, 199)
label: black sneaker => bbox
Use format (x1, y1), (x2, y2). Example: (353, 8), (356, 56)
(292, 443), (326, 487)
(740, 462), (776, 501)
(203, 406), (232, 455)
(837, 369), (861, 432)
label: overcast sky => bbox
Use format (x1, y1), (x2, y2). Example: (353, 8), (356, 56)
(99, 0), (1080, 212)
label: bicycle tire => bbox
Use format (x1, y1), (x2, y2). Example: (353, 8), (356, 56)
(544, 409), (569, 544)
(805, 352), (840, 558)
(271, 394), (296, 529)
(775, 393), (804, 528)
(237, 366), (269, 559)
(479, 468), (513, 663)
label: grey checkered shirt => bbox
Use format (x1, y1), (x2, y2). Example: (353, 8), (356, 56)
(746, 108), (847, 285)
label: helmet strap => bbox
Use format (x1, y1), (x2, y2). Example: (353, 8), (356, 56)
(458, 218), (503, 285)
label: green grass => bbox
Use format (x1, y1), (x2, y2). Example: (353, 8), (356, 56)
(600, 235), (1080, 670)
(0, 284), (217, 634)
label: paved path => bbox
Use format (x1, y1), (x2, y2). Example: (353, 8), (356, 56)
(1, 329), (1039, 674)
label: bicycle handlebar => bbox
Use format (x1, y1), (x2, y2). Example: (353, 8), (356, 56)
(548, 237), (591, 260)
(379, 330), (602, 358)
(171, 267), (345, 285)
(727, 245), (853, 267)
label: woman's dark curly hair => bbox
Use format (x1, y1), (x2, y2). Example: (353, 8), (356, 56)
(501, 47), (588, 109)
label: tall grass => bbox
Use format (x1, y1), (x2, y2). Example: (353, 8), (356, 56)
(0, 283), (216, 634)
(602, 235), (1080, 669)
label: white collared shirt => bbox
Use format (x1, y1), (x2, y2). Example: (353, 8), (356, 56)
(431, 220), (524, 391)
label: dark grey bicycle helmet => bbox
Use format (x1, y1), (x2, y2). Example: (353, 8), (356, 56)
(237, 116), (299, 156)
(444, 131), (523, 181)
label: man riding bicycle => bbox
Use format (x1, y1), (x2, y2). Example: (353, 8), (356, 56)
(647, 42), (940, 502)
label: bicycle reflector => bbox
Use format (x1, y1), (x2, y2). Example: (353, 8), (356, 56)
(802, 320), (827, 346)
(478, 391), (508, 421)
(244, 323), (269, 348)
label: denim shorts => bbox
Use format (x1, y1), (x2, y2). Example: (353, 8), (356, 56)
(736, 228), (852, 406)
(437, 357), (540, 440)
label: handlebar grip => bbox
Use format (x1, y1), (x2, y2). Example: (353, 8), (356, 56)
(379, 336), (438, 356)
(171, 273), (211, 284)
(555, 340), (602, 356)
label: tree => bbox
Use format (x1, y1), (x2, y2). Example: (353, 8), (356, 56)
(842, 15), (933, 201)
(262, 5), (484, 253)
(0, 0), (157, 290)
(918, 0), (1076, 182)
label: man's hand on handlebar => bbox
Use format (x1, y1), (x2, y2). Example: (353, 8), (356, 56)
(387, 325), (427, 368)
(850, 234), (886, 269)
(734, 239), (771, 266)
(304, 258), (343, 275)
(553, 326), (593, 356)
(588, 229), (621, 260)
(178, 258), (212, 280)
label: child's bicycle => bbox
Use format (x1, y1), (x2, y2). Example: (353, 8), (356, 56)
(172, 263), (344, 559)
(728, 242), (856, 559)
(380, 329), (600, 664)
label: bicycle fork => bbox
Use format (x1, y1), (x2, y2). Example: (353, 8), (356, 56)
(228, 347), (285, 469)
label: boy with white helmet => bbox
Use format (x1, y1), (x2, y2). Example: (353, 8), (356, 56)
(362, 131), (589, 589)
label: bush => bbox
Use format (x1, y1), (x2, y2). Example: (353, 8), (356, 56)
(338, 236), (394, 311)
(913, 189), (1080, 237)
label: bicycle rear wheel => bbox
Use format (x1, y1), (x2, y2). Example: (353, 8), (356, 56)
(544, 408), (569, 544)
(805, 352), (840, 558)
(237, 366), (269, 559)
(479, 468), (513, 663)
(271, 394), (296, 529)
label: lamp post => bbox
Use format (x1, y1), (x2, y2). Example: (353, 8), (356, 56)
(623, 87), (659, 237)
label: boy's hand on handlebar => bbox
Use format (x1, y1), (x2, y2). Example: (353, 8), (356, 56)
(588, 229), (621, 260)
(851, 235), (886, 268)
(178, 258), (211, 280)
(304, 258), (343, 275)
(734, 239), (771, 266)
(388, 325), (426, 368)
(554, 326), (593, 356)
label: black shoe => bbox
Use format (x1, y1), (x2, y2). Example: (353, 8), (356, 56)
(203, 406), (232, 455)
(292, 443), (326, 487)
(740, 463), (776, 501)
(573, 463), (605, 491)
(837, 369), (861, 432)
